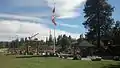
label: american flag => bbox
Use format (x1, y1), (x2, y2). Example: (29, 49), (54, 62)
(52, 7), (57, 26)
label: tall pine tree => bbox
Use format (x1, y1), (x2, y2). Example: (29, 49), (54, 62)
(83, 0), (114, 47)
(48, 34), (54, 46)
(57, 35), (62, 46)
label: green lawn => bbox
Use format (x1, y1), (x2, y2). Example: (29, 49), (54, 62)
(0, 55), (119, 68)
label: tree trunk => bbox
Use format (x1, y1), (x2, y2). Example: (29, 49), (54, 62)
(97, 3), (100, 48)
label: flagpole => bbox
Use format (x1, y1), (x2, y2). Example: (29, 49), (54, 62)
(53, 6), (55, 54)
(53, 0), (55, 54)
(53, 26), (56, 53)
(51, 0), (56, 54)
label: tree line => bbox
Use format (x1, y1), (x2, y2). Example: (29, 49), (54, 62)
(0, 34), (84, 52)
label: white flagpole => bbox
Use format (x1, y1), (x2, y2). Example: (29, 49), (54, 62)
(53, 26), (56, 53)
(53, 0), (56, 54)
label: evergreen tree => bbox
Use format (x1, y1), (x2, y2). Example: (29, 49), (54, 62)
(57, 35), (62, 46)
(77, 34), (83, 44)
(68, 35), (72, 46)
(83, 0), (114, 47)
(14, 38), (19, 48)
(48, 34), (54, 46)
(61, 34), (70, 51)
(19, 38), (24, 46)
(45, 37), (49, 45)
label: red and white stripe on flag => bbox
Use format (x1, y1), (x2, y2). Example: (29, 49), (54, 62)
(52, 15), (56, 26)
(51, 7), (57, 26)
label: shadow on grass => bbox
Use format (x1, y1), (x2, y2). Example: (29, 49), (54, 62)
(16, 55), (46, 58)
(102, 63), (120, 68)
(16, 55), (57, 58)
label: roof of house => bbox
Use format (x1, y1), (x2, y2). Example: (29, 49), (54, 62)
(72, 40), (95, 47)
(78, 40), (94, 47)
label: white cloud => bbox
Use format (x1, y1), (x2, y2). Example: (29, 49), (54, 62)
(0, 20), (80, 41)
(11, 0), (47, 7)
(18, 12), (51, 18)
(46, 0), (86, 18)
(51, 29), (80, 39)
(59, 23), (80, 28)
(0, 13), (42, 22)
(4, 0), (86, 19)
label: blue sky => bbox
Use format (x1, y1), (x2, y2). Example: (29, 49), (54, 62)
(109, 0), (120, 21)
(0, 0), (119, 41)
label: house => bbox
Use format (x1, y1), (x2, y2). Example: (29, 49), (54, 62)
(72, 40), (95, 57)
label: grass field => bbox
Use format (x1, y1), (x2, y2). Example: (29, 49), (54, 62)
(0, 54), (119, 68)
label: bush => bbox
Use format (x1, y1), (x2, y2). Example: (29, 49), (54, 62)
(91, 58), (101, 61)
(29, 52), (33, 55)
(73, 55), (81, 60)
(113, 56), (120, 61)
(64, 55), (68, 59)
(73, 56), (78, 60)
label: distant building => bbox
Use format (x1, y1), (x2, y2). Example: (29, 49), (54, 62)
(72, 40), (95, 57)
